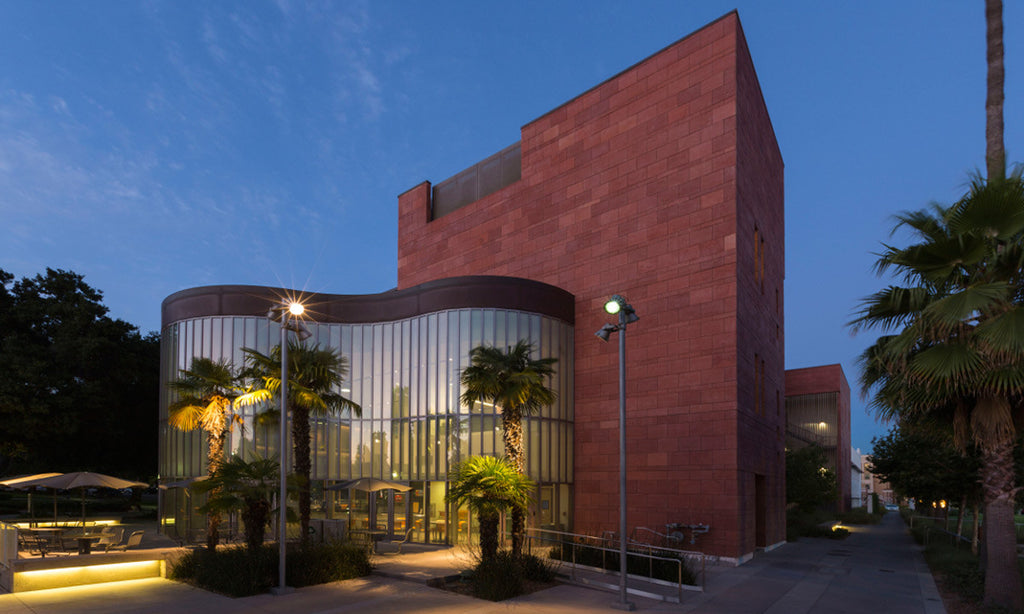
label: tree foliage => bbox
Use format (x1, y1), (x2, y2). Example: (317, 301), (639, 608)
(194, 455), (282, 551)
(851, 169), (1024, 610)
(0, 268), (158, 479)
(168, 357), (247, 549)
(785, 445), (838, 513)
(460, 340), (556, 556)
(238, 342), (360, 543)
(446, 455), (534, 562)
(867, 426), (981, 506)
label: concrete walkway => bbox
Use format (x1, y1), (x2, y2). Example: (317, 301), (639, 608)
(0, 513), (945, 613)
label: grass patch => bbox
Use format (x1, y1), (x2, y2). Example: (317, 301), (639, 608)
(170, 541), (371, 597)
(908, 516), (1024, 612)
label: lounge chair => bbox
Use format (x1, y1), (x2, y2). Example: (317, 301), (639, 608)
(94, 527), (125, 553)
(109, 530), (144, 551)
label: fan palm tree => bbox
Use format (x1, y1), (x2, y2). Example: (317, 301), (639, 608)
(852, 169), (1024, 610)
(194, 455), (282, 550)
(460, 340), (556, 556)
(237, 342), (360, 542)
(446, 455), (535, 562)
(986, 0), (1004, 181)
(168, 357), (246, 549)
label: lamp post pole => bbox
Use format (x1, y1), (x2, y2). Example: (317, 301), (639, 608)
(597, 295), (637, 611)
(271, 300), (304, 597)
(615, 307), (631, 611)
(276, 313), (289, 595)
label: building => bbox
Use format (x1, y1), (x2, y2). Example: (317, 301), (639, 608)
(862, 453), (895, 506)
(784, 364), (852, 512)
(159, 11), (787, 561)
(850, 448), (864, 509)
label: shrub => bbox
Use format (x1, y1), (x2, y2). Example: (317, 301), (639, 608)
(518, 552), (556, 583)
(471, 551), (523, 601)
(840, 507), (880, 525)
(287, 541), (372, 587)
(461, 551), (557, 601)
(170, 545), (276, 597)
(170, 541), (371, 597)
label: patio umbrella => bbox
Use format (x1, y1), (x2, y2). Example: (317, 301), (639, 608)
(325, 478), (411, 492)
(0, 473), (63, 521)
(17, 472), (148, 526)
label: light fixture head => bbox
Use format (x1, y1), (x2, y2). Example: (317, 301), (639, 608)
(595, 323), (618, 342)
(604, 295), (626, 315)
(288, 302), (305, 317)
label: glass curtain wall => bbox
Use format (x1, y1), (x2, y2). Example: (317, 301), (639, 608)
(159, 308), (574, 544)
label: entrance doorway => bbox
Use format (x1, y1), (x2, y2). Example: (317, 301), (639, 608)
(754, 473), (766, 548)
(370, 490), (409, 538)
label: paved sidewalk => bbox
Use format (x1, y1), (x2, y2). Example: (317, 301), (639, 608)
(0, 513), (944, 613)
(677, 512), (945, 613)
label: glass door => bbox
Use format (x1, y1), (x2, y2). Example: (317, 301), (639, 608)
(410, 482), (426, 542)
(392, 490), (408, 538)
(373, 490), (389, 531)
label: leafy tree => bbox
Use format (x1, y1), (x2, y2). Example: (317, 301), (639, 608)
(460, 340), (556, 556)
(851, 168), (1024, 609)
(785, 445), (838, 513)
(168, 358), (246, 549)
(194, 455), (281, 551)
(238, 342), (360, 542)
(867, 426), (980, 509)
(445, 456), (535, 562)
(0, 268), (158, 479)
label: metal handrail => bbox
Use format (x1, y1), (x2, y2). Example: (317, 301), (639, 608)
(525, 527), (706, 597)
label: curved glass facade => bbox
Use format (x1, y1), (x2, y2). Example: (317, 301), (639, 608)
(159, 306), (574, 545)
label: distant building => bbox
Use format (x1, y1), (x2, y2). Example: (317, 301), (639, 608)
(784, 365), (852, 512)
(850, 448), (863, 509)
(861, 453), (895, 506)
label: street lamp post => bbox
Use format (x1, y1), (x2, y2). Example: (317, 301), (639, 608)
(596, 294), (638, 611)
(270, 300), (306, 596)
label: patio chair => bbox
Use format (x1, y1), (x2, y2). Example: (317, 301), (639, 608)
(94, 527), (124, 553)
(17, 532), (45, 557)
(109, 530), (144, 551)
(384, 527), (415, 555)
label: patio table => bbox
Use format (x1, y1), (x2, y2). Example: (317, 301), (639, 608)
(74, 533), (105, 555)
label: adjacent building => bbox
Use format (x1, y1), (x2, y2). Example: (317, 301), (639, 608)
(159, 11), (790, 561)
(784, 364), (853, 512)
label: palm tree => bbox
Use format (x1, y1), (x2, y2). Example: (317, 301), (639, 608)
(852, 169), (1024, 610)
(238, 342), (360, 543)
(459, 340), (556, 556)
(445, 455), (535, 562)
(985, 0), (1004, 181)
(194, 455), (282, 550)
(168, 357), (245, 549)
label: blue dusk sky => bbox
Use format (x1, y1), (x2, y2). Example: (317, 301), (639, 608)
(1, 2), (1021, 454)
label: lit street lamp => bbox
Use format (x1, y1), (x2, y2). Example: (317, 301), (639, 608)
(269, 299), (309, 596)
(596, 294), (638, 611)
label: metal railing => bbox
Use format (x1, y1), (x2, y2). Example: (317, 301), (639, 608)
(524, 527), (706, 601)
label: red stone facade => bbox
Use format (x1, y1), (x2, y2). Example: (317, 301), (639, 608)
(397, 12), (784, 560)
(785, 364), (853, 511)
